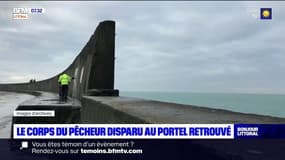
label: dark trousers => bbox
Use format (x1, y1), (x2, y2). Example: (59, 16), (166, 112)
(59, 85), (62, 97)
(61, 85), (68, 101)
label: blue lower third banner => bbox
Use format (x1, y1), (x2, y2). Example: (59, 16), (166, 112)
(13, 124), (285, 139)
(13, 124), (234, 139)
(235, 124), (285, 139)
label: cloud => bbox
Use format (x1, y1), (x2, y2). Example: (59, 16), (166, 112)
(0, 1), (285, 94)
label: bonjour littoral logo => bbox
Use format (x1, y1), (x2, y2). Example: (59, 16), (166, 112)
(237, 127), (259, 136)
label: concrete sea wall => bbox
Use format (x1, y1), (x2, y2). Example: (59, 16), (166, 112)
(0, 20), (118, 100)
(0, 20), (119, 124)
(80, 96), (285, 124)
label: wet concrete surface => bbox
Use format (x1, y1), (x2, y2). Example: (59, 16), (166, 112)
(14, 91), (81, 124)
(0, 92), (34, 138)
(19, 92), (79, 107)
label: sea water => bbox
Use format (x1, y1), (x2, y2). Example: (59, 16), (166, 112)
(120, 91), (285, 118)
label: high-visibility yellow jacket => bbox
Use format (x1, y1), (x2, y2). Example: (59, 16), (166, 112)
(58, 73), (71, 85)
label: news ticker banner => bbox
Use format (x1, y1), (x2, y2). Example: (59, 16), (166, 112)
(13, 124), (285, 139)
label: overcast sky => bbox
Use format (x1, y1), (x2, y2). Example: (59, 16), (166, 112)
(0, 1), (285, 93)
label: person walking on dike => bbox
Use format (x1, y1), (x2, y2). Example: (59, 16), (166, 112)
(58, 73), (72, 101)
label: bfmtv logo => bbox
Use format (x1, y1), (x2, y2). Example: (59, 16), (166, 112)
(12, 7), (45, 20)
(13, 8), (29, 14)
(13, 8), (45, 14)
(13, 8), (29, 19)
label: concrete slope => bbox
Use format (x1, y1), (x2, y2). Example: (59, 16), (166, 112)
(81, 96), (285, 124)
